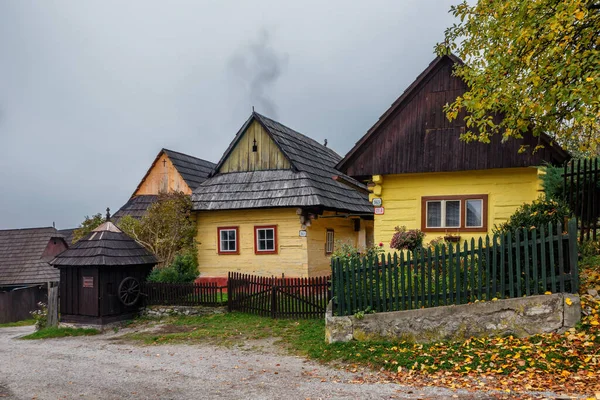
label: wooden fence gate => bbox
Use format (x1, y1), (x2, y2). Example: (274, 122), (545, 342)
(227, 272), (330, 319)
(564, 157), (599, 242)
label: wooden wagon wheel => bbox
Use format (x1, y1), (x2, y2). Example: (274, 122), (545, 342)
(118, 277), (141, 306)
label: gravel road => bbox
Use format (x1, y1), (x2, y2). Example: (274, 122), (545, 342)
(0, 326), (508, 399)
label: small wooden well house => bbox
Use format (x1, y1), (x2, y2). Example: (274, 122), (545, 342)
(51, 215), (158, 325)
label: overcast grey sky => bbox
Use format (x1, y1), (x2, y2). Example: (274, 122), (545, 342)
(0, 0), (457, 230)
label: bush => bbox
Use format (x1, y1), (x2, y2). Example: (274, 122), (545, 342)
(540, 164), (565, 201)
(493, 197), (570, 235)
(147, 252), (199, 283)
(331, 241), (384, 265)
(389, 226), (425, 251)
(30, 302), (48, 331)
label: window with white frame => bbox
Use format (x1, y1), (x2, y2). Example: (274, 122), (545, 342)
(421, 195), (488, 232)
(218, 227), (238, 254)
(254, 226), (277, 254)
(325, 229), (334, 254)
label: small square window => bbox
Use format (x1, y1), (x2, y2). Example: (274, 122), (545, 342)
(254, 226), (277, 254)
(218, 227), (239, 254)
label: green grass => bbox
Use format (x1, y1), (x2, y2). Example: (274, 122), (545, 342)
(0, 319), (35, 328)
(21, 326), (100, 340)
(123, 309), (600, 380)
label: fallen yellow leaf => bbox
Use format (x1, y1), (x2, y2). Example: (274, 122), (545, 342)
(565, 298), (573, 306)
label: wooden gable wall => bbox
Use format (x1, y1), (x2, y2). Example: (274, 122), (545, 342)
(135, 153), (192, 195)
(218, 120), (291, 173)
(341, 57), (567, 178)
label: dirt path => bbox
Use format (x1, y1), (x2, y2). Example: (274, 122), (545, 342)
(0, 326), (509, 400)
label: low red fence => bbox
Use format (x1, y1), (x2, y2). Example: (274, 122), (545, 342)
(144, 282), (226, 306)
(227, 272), (330, 319)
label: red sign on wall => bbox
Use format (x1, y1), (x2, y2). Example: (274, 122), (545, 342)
(83, 276), (94, 288)
(374, 207), (385, 215)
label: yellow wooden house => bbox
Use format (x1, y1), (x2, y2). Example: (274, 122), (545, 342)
(192, 112), (373, 280)
(113, 148), (216, 221)
(336, 54), (569, 249)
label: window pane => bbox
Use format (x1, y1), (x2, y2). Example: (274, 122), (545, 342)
(427, 202), (442, 227)
(266, 229), (274, 240)
(445, 201), (460, 228)
(466, 199), (483, 227)
(228, 231), (236, 241)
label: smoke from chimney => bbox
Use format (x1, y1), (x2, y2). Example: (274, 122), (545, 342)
(229, 28), (288, 119)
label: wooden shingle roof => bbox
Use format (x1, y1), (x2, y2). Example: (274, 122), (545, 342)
(0, 227), (65, 285)
(132, 149), (216, 196)
(51, 222), (158, 267)
(192, 112), (372, 214)
(162, 149), (216, 191)
(112, 195), (158, 223)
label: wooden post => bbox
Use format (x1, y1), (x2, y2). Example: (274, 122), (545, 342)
(47, 281), (59, 327)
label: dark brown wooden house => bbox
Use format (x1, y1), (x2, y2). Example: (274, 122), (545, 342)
(51, 221), (157, 325)
(0, 227), (68, 323)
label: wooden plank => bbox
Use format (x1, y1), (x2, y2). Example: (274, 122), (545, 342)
(507, 232), (514, 298)
(558, 221), (566, 293)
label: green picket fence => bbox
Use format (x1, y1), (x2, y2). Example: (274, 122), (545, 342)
(331, 219), (579, 317)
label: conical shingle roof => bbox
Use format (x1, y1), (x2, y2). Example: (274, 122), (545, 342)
(51, 222), (158, 267)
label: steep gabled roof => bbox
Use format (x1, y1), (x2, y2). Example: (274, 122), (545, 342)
(51, 222), (158, 267)
(163, 149), (216, 190)
(112, 195), (159, 223)
(0, 227), (66, 285)
(132, 149), (216, 196)
(193, 112), (372, 214)
(337, 54), (570, 175)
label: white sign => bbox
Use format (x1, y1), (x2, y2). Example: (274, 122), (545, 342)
(372, 198), (382, 207)
(299, 230), (307, 237)
(374, 207), (385, 215)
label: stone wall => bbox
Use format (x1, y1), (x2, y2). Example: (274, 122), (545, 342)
(143, 305), (227, 318)
(326, 293), (581, 344)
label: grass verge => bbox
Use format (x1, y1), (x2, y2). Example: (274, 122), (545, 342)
(22, 326), (100, 340)
(123, 294), (600, 396)
(0, 319), (35, 328)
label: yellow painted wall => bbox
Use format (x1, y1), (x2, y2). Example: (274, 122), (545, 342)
(135, 153), (192, 195)
(195, 208), (309, 277)
(306, 212), (362, 277)
(373, 167), (542, 250)
(219, 120), (291, 173)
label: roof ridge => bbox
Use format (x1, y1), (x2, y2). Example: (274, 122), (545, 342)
(253, 112), (342, 159)
(0, 226), (56, 232)
(162, 148), (216, 165)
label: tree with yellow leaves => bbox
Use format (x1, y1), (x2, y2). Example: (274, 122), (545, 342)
(438, 0), (600, 155)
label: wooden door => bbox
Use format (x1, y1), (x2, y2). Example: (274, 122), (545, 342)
(79, 269), (98, 316)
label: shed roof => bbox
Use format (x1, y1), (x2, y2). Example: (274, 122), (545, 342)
(192, 112), (372, 214)
(132, 149), (216, 196)
(0, 227), (65, 285)
(51, 222), (158, 267)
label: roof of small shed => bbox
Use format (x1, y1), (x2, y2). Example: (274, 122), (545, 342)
(0, 227), (64, 285)
(192, 112), (372, 214)
(51, 222), (158, 267)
